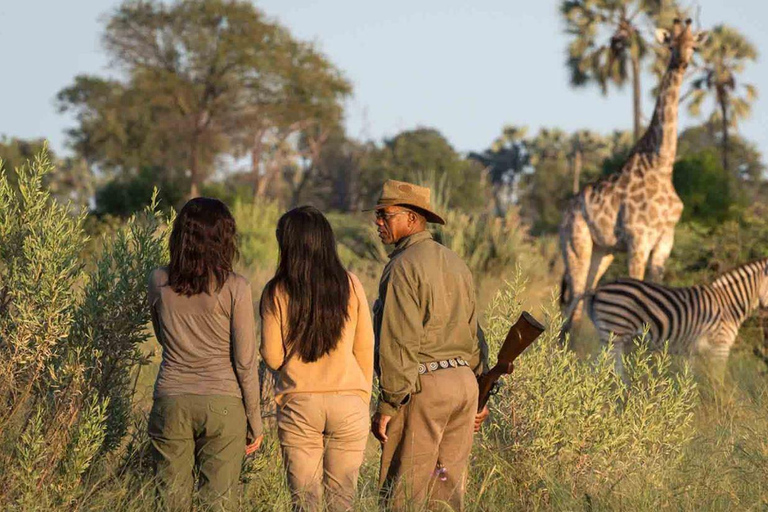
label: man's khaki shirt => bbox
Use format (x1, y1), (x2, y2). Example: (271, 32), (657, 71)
(373, 230), (484, 416)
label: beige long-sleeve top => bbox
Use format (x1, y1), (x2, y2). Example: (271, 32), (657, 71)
(260, 273), (374, 404)
(147, 267), (263, 442)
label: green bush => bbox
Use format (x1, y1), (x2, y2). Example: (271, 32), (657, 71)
(673, 150), (744, 227)
(412, 171), (539, 274)
(0, 151), (169, 507)
(95, 166), (186, 217)
(232, 199), (282, 270)
(471, 272), (697, 509)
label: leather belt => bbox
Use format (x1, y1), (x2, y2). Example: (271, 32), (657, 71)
(418, 357), (469, 374)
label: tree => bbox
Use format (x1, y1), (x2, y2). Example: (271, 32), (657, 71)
(362, 128), (488, 212)
(0, 137), (93, 210)
(687, 24), (758, 174)
(469, 125), (531, 216)
(561, 0), (679, 141)
(567, 129), (609, 193)
(288, 128), (369, 211)
(57, 75), (190, 195)
(673, 149), (742, 226)
(239, 34), (352, 200)
(94, 166), (186, 217)
(600, 129), (634, 176)
(101, 0), (292, 198)
(678, 124), (763, 182)
(59, 0), (351, 201)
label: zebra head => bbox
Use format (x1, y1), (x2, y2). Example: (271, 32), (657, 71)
(758, 260), (768, 309)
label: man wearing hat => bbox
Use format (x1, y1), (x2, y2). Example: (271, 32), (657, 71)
(369, 179), (489, 511)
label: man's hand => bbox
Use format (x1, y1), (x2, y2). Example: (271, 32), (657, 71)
(245, 434), (264, 456)
(474, 405), (489, 432)
(371, 412), (392, 444)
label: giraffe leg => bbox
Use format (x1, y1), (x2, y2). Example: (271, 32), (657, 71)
(627, 237), (653, 280)
(587, 248), (615, 290)
(648, 229), (675, 282)
(560, 210), (593, 331)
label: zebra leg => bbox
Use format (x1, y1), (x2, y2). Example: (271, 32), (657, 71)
(648, 229), (675, 282)
(609, 335), (631, 384)
(706, 336), (735, 385)
(694, 328), (735, 385)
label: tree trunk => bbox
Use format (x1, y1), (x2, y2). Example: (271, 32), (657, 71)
(251, 132), (265, 197)
(572, 151), (582, 195)
(188, 143), (200, 200)
(631, 53), (642, 142)
(719, 93), (730, 174)
(290, 164), (313, 208)
(255, 161), (278, 198)
(492, 183), (508, 217)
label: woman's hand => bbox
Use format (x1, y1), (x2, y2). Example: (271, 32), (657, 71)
(245, 434), (264, 456)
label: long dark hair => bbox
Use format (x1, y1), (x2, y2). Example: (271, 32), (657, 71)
(168, 197), (238, 296)
(261, 206), (350, 363)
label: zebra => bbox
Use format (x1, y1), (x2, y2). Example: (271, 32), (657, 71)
(586, 258), (768, 376)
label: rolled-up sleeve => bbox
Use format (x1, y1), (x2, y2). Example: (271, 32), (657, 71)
(376, 265), (423, 416)
(232, 279), (263, 443)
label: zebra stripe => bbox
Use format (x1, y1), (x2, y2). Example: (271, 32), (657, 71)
(586, 259), (768, 358)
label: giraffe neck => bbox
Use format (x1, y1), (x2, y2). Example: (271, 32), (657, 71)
(631, 63), (685, 170)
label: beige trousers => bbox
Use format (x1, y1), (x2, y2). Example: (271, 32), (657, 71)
(277, 392), (370, 512)
(379, 366), (478, 511)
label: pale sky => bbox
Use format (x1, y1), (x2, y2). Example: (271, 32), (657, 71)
(1, 0), (767, 162)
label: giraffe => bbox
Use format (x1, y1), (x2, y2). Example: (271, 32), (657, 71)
(560, 19), (709, 332)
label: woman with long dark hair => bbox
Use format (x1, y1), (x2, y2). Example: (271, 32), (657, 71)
(260, 206), (374, 512)
(147, 197), (263, 511)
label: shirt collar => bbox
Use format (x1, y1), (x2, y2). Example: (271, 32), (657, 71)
(388, 230), (433, 259)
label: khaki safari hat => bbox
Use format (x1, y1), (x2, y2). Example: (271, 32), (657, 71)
(366, 179), (445, 225)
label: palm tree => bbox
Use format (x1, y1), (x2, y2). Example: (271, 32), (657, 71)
(561, 0), (679, 141)
(567, 130), (609, 193)
(468, 125), (531, 216)
(687, 25), (758, 174)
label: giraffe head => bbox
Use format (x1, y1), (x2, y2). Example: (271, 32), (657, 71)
(655, 18), (708, 69)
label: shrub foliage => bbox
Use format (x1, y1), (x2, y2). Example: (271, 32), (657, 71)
(0, 151), (169, 507)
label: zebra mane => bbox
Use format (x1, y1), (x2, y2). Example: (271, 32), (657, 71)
(711, 258), (768, 289)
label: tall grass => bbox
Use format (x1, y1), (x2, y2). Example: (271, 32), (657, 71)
(4, 156), (768, 510)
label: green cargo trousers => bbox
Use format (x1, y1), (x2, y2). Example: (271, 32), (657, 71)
(148, 394), (247, 511)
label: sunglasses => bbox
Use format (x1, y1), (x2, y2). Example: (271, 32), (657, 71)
(375, 211), (409, 221)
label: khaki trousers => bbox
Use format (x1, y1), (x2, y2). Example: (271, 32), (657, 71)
(379, 366), (478, 511)
(148, 394), (246, 512)
(277, 392), (370, 512)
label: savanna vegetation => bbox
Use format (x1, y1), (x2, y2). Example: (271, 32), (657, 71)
(2, 0), (768, 510)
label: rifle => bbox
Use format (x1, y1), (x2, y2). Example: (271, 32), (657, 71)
(477, 311), (545, 412)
